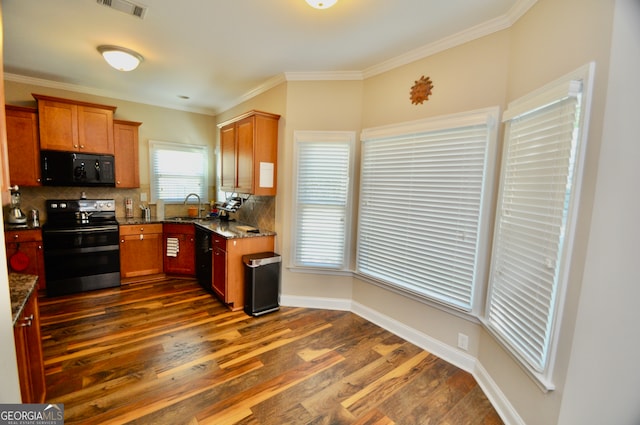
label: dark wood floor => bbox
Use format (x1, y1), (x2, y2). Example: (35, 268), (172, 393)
(38, 277), (503, 425)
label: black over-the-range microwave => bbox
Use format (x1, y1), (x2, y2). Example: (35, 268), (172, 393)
(40, 150), (116, 187)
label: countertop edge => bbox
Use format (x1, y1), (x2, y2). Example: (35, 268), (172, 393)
(9, 273), (38, 326)
(117, 217), (276, 239)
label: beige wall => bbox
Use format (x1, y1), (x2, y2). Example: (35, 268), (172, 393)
(234, 1), (621, 424)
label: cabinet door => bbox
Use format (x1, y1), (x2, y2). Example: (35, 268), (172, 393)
(78, 105), (114, 154)
(120, 232), (163, 278)
(14, 294), (45, 403)
(235, 116), (255, 193)
(37, 99), (78, 151)
(220, 123), (236, 191)
(5, 106), (41, 186)
(164, 233), (195, 275)
(5, 230), (46, 290)
(6, 242), (45, 290)
(114, 120), (141, 188)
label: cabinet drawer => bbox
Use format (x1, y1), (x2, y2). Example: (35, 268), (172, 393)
(212, 234), (227, 250)
(119, 223), (163, 236)
(5, 229), (42, 243)
(163, 223), (195, 235)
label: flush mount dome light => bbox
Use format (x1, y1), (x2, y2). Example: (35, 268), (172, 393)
(305, 0), (338, 9)
(97, 45), (143, 71)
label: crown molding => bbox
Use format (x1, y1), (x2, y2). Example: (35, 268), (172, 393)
(363, 0), (537, 78)
(5, 0), (537, 115)
(284, 71), (363, 81)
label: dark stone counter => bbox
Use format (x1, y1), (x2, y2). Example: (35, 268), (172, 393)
(8, 273), (38, 325)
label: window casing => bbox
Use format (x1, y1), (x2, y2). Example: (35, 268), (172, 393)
(291, 131), (354, 270)
(357, 108), (499, 312)
(149, 141), (208, 203)
(485, 64), (594, 389)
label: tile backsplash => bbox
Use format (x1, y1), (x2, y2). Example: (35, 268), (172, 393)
(8, 187), (276, 232)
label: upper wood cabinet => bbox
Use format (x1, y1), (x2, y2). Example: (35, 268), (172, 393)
(218, 110), (280, 196)
(114, 119), (141, 188)
(5, 106), (41, 186)
(33, 94), (117, 155)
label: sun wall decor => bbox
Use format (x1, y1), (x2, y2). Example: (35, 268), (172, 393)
(410, 75), (434, 105)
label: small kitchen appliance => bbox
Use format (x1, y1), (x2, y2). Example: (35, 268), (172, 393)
(7, 190), (27, 225)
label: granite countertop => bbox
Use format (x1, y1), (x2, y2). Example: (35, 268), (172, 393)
(8, 273), (38, 325)
(117, 216), (276, 239)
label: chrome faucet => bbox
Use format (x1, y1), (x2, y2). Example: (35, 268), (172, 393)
(183, 193), (201, 218)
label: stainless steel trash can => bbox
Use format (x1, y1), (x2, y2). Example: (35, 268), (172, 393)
(243, 252), (281, 316)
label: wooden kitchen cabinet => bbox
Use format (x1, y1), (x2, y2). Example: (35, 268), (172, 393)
(114, 119), (141, 188)
(163, 223), (195, 276)
(14, 290), (46, 403)
(218, 110), (280, 196)
(5, 229), (46, 290)
(33, 94), (117, 155)
(5, 105), (41, 186)
(211, 234), (275, 311)
(119, 224), (163, 280)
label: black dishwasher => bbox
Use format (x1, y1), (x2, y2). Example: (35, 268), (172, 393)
(195, 226), (213, 291)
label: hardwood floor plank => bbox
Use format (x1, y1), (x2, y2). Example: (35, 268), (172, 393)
(39, 278), (503, 424)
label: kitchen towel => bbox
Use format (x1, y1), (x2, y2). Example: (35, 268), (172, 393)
(166, 237), (179, 257)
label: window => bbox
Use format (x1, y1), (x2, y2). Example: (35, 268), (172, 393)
(486, 64), (593, 388)
(291, 131), (354, 270)
(357, 108), (499, 312)
(149, 141), (208, 203)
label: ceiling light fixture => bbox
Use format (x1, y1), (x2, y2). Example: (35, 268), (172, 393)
(305, 0), (338, 9)
(97, 45), (143, 71)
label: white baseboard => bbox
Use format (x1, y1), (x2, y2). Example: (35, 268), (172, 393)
(279, 294), (352, 311)
(280, 294), (525, 425)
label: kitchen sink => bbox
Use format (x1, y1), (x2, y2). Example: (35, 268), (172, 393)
(166, 216), (216, 222)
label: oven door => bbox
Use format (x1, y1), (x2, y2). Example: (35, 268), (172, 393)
(43, 225), (121, 296)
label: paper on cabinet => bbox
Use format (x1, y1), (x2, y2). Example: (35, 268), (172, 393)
(259, 162), (274, 188)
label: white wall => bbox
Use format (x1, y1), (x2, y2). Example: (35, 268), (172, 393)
(557, 0), (640, 423)
(0, 1), (24, 402)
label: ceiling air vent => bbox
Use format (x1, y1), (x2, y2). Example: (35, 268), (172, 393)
(96, 0), (147, 19)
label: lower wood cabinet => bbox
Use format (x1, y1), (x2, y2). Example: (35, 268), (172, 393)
(5, 229), (46, 290)
(119, 224), (163, 280)
(14, 291), (46, 403)
(212, 234), (275, 311)
(163, 223), (195, 276)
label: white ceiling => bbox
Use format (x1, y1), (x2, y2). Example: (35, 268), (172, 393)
(2, 0), (533, 116)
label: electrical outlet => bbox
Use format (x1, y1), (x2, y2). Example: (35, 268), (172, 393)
(140, 192), (147, 202)
(457, 333), (469, 351)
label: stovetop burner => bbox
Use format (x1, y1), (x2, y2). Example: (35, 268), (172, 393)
(45, 199), (118, 228)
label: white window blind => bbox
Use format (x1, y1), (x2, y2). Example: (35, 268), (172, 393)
(486, 74), (588, 380)
(357, 109), (498, 311)
(149, 141), (208, 203)
(292, 132), (353, 269)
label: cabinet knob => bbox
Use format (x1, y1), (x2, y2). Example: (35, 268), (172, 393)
(74, 144), (79, 148)
(14, 234), (19, 239)
(80, 145), (85, 149)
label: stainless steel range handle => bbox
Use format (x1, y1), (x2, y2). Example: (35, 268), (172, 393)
(44, 226), (118, 234)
